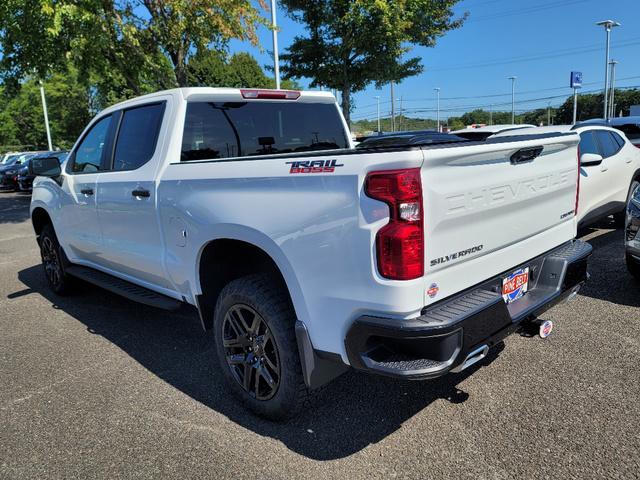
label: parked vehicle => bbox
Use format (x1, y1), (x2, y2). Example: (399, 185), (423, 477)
(626, 182), (640, 280)
(0, 153), (41, 190)
(578, 116), (640, 149)
(493, 125), (640, 229)
(30, 87), (591, 419)
(357, 130), (468, 148)
(451, 124), (536, 141)
(16, 151), (69, 192)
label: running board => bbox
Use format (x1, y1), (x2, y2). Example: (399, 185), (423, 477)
(65, 265), (182, 311)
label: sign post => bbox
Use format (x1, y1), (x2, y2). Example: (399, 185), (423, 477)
(570, 71), (583, 124)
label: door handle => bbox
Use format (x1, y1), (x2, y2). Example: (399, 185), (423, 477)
(80, 188), (94, 195)
(131, 189), (150, 198)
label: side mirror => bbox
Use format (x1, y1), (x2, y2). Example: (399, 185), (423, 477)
(29, 157), (62, 177)
(580, 152), (603, 166)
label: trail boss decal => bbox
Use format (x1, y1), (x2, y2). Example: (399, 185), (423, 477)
(430, 245), (484, 267)
(286, 159), (344, 174)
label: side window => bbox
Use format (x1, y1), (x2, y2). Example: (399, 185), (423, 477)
(72, 115), (112, 173)
(578, 131), (599, 156)
(113, 103), (165, 171)
(181, 103), (239, 161)
(595, 130), (621, 158)
(610, 131), (626, 148)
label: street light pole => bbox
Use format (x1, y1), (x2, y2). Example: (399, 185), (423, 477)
(434, 88), (441, 132)
(270, 0), (280, 90)
(508, 76), (517, 124)
(596, 20), (620, 120)
(390, 81), (396, 132)
(609, 59), (618, 119)
(39, 81), (53, 151)
(374, 96), (381, 133)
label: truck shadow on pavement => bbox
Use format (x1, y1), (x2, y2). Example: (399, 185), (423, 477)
(16, 263), (503, 461)
(577, 224), (640, 308)
(0, 191), (32, 224)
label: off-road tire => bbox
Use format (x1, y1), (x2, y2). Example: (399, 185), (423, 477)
(213, 274), (309, 420)
(39, 224), (73, 295)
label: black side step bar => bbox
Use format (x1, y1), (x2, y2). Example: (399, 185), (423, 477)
(65, 265), (182, 311)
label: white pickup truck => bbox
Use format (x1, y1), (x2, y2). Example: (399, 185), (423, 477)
(29, 88), (592, 419)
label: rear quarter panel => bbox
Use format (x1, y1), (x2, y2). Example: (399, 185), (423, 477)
(158, 150), (427, 359)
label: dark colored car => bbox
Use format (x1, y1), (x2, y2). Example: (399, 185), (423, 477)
(16, 151), (69, 192)
(0, 154), (35, 190)
(356, 130), (468, 148)
(626, 181), (640, 280)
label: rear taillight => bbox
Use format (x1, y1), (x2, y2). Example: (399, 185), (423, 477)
(366, 168), (424, 280)
(575, 147), (581, 216)
(240, 89), (300, 100)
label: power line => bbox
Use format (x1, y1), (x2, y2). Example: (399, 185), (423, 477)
(466, 0), (591, 23)
(353, 75), (640, 114)
(351, 84), (640, 120)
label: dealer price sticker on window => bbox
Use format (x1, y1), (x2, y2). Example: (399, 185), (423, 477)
(502, 267), (529, 304)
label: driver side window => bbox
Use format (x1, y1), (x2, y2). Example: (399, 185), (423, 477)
(72, 115), (112, 173)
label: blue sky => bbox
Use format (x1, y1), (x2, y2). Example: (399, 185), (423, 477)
(229, 0), (640, 121)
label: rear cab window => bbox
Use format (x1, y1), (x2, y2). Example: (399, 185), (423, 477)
(181, 101), (349, 161)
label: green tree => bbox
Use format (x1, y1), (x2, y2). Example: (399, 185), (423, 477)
(0, 0), (269, 96)
(187, 50), (300, 89)
(279, 0), (465, 125)
(555, 89), (640, 124)
(0, 67), (92, 150)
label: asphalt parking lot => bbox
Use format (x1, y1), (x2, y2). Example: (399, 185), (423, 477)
(1, 191), (639, 480)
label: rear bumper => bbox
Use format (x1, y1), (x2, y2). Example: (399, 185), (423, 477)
(345, 239), (592, 380)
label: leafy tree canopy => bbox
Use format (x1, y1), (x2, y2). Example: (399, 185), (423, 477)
(0, 0), (269, 97)
(279, 0), (466, 124)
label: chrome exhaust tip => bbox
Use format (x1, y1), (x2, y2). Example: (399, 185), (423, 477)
(451, 344), (489, 373)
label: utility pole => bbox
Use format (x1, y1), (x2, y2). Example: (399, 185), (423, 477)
(270, 0), (280, 89)
(547, 102), (551, 126)
(609, 59), (618, 119)
(596, 20), (620, 119)
(39, 81), (53, 150)
(489, 104), (493, 126)
(374, 96), (381, 133)
(390, 81), (396, 132)
(508, 76), (517, 124)
(434, 88), (441, 132)
(399, 96), (403, 131)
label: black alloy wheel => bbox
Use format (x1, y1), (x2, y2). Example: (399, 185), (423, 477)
(41, 234), (63, 288)
(222, 304), (281, 400)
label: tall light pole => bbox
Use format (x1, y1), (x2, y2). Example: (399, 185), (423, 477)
(508, 76), (517, 124)
(390, 81), (396, 132)
(596, 20), (620, 119)
(434, 88), (441, 132)
(374, 96), (381, 133)
(609, 59), (618, 119)
(270, 0), (280, 89)
(39, 81), (53, 150)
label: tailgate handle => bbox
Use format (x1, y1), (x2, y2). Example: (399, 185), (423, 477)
(511, 146), (543, 165)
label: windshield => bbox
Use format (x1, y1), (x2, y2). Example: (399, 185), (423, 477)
(181, 101), (349, 161)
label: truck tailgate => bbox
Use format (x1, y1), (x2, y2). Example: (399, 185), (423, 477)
(421, 133), (580, 302)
